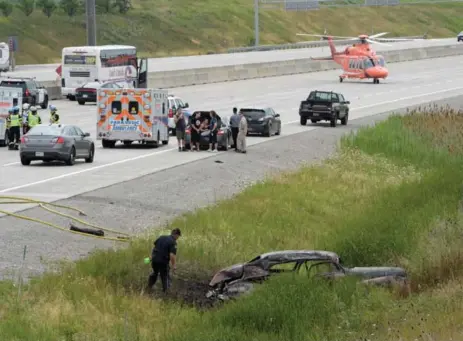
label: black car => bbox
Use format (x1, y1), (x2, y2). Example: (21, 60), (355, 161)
(75, 81), (122, 105)
(0, 77), (49, 108)
(240, 107), (281, 137)
(185, 111), (232, 151)
(299, 90), (350, 127)
(458, 31), (463, 42)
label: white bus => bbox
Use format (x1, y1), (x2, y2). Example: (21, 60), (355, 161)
(0, 42), (10, 72)
(60, 45), (148, 100)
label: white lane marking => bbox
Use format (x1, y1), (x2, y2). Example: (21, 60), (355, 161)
(1, 85), (463, 193)
(3, 162), (20, 167)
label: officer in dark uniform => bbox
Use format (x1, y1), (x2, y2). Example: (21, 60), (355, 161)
(147, 228), (182, 293)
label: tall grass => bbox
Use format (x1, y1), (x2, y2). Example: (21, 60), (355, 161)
(1, 106), (463, 340)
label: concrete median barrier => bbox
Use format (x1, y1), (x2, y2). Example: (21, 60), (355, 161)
(42, 43), (463, 96)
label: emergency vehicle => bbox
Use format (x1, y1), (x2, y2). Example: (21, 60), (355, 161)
(0, 86), (23, 147)
(97, 88), (169, 148)
(0, 42), (10, 72)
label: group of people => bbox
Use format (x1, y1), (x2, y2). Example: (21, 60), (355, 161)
(5, 103), (60, 150)
(173, 107), (248, 153)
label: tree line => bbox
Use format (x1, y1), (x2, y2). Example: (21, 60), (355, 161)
(0, 0), (132, 18)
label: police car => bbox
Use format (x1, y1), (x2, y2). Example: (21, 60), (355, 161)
(0, 77), (49, 109)
(168, 94), (190, 135)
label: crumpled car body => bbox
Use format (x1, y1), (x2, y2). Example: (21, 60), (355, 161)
(206, 250), (408, 301)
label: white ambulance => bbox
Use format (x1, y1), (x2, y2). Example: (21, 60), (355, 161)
(0, 86), (23, 147)
(0, 42), (10, 72)
(96, 88), (170, 148)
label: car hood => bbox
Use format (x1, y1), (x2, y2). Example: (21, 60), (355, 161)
(346, 266), (407, 279)
(209, 263), (245, 287)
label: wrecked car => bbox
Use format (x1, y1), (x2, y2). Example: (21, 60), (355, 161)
(206, 250), (408, 301)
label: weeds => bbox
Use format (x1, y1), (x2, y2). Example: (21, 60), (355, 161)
(1, 106), (463, 340)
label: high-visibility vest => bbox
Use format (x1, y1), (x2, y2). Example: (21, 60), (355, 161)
(28, 114), (40, 127)
(50, 113), (59, 123)
(10, 114), (20, 127)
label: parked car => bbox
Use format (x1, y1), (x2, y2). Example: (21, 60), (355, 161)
(168, 94), (190, 135)
(19, 124), (95, 166)
(0, 77), (49, 109)
(299, 90), (350, 127)
(239, 107), (281, 137)
(458, 31), (463, 42)
(206, 250), (408, 301)
(185, 111), (232, 151)
(75, 81), (125, 105)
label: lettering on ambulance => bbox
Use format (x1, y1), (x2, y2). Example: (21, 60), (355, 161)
(109, 118), (141, 132)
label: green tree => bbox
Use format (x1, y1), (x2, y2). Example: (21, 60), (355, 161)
(38, 0), (57, 17)
(96, 0), (112, 13)
(59, 0), (81, 17)
(0, 1), (13, 16)
(16, 0), (35, 16)
(114, 0), (130, 14)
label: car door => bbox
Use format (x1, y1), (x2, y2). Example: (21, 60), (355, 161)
(65, 126), (84, 156)
(338, 94), (346, 116)
(74, 126), (91, 155)
(331, 93), (341, 117)
(266, 108), (276, 134)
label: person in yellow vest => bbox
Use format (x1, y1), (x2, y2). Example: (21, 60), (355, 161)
(27, 106), (42, 132)
(7, 106), (21, 150)
(5, 108), (12, 144)
(49, 104), (60, 124)
(22, 103), (31, 134)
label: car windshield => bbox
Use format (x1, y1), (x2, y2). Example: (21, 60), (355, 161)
(28, 125), (63, 136)
(0, 81), (26, 90)
(240, 109), (265, 118)
(308, 92), (331, 101)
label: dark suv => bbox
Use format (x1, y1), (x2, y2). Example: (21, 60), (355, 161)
(0, 77), (49, 109)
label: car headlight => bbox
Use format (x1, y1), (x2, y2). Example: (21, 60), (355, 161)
(258, 118), (264, 122)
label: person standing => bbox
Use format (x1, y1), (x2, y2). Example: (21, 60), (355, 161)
(147, 228), (182, 294)
(208, 110), (218, 152)
(190, 112), (201, 151)
(174, 108), (186, 151)
(7, 106), (21, 150)
(230, 107), (240, 151)
(237, 110), (248, 153)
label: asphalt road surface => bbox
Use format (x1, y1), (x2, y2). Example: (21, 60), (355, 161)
(1, 55), (463, 280)
(1, 38), (457, 81)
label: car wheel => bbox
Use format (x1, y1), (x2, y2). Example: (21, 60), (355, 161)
(20, 156), (31, 166)
(330, 114), (337, 127)
(275, 126), (281, 135)
(223, 137), (228, 151)
(85, 144), (95, 163)
(264, 123), (272, 137)
(300, 116), (307, 126)
(78, 100), (86, 105)
(341, 112), (349, 125)
(41, 96), (49, 109)
(65, 146), (76, 165)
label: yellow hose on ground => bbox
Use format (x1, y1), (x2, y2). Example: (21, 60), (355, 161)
(0, 196), (132, 242)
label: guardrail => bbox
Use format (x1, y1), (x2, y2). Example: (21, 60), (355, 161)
(227, 35), (427, 53)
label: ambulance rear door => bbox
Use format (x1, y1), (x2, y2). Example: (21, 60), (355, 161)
(0, 86), (22, 145)
(150, 89), (169, 144)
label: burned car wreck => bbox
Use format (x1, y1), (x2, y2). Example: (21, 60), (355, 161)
(206, 250), (408, 301)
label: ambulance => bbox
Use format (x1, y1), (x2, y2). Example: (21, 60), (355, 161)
(96, 88), (170, 148)
(0, 86), (23, 147)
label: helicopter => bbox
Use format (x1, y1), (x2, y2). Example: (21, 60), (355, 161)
(296, 32), (417, 83)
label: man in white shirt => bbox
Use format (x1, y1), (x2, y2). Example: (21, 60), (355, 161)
(236, 110), (248, 154)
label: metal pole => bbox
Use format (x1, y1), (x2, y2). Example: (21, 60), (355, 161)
(254, 0), (259, 46)
(86, 0), (97, 46)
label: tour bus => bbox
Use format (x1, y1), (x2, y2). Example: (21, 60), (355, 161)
(0, 42), (10, 72)
(60, 45), (148, 100)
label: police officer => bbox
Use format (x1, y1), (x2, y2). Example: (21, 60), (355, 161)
(8, 106), (21, 150)
(27, 106), (42, 131)
(230, 107), (240, 150)
(5, 108), (12, 145)
(49, 105), (60, 124)
(22, 103), (30, 134)
(147, 228), (182, 294)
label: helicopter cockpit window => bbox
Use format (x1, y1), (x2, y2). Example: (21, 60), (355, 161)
(376, 57), (385, 67)
(364, 58), (374, 69)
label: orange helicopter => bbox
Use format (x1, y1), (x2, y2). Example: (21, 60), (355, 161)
(296, 32), (413, 84)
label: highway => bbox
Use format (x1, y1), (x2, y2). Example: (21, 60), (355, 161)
(1, 38), (458, 81)
(1, 55), (463, 279)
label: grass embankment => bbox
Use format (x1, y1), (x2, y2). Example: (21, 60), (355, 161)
(1, 2), (463, 64)
(2, 104), (463, 340)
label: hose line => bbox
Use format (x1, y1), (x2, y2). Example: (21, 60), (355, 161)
(0, 196), (131, 242)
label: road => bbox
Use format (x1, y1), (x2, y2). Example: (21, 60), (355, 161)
(1, 55), (463, 280)
(0, 38), (457, 81)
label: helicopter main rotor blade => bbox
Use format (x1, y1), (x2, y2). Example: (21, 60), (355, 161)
(366, 38), (391, 46)
(296, 33), (357, 40)
(369, 32), (389, 39)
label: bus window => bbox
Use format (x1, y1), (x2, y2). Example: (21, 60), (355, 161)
(129, 101), (139, 115)
(111, 101), (122, 114)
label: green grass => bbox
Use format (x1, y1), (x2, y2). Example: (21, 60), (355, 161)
(1, 104), (463, 340)
(1, 2), (463, 64)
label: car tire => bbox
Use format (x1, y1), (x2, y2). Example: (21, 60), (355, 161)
(275, 126), (281, 135)
(78, 100), (86, 105)
(264, 123), (272, 137)
(41, 96), (49, 109)
(20, 156), (31, 166)
(341, 112), (349, 125)
(330, 114), (337, 127)
(65, 146), (76, 165)
(300, 116), (307, 126)
(85, 144), (95, 163)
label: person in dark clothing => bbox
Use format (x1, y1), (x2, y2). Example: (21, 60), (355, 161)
(190, 112), (201, 151)
(208, 110), (218, 152)
(174, 108), (186, 151)
(147, 228), (182, 293)
(230, 107), (240, 150)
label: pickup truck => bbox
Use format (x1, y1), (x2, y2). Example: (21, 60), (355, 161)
(299, 90), (350, 127)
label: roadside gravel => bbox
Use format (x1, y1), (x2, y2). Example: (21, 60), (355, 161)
(1, 96), (462, 281)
